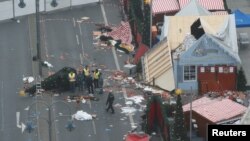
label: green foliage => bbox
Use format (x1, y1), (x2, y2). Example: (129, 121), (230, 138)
(173, 95), (188, 141)
(25, 67), (76, 94)
(237, 67), (247, 91)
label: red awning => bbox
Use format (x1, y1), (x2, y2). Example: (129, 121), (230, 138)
(152, 0), (180, 14)
(179, 0), (225, 10)
(107, 21), (132, 44)
(134, 43), (149, 64)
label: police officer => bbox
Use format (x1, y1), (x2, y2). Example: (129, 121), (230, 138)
(93, 69), (100, 88)
(68, 71), (76, 92)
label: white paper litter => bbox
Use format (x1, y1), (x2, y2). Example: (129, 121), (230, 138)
(125, 101), (133, 105)
(73, 110), (92, 120)
(43, 61), (53, 68)
(121, 107), (137, 114)
(81, 99), (86, 103)
(23, 76), (34, 83)
(126, 95), (144, 104)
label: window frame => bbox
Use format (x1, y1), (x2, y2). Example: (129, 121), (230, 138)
(183, 65), (197, 82)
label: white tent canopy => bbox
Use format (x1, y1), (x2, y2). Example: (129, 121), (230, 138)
(176, 0), (211, 16)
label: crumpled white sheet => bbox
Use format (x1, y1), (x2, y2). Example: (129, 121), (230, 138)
(72, 110), (92, 120)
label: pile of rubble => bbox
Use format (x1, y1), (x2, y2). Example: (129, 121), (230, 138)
(205, 90), (247, 105)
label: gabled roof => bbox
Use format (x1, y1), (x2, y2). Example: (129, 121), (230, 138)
(142, 37), (175, 91)
(183, 97), (247, 123)
(179, 0), (225, 11)
(161, 15), (228, 50)
(181, 34), (241, 63)
(176, 0), (211, 16)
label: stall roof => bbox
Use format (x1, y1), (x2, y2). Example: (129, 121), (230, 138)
(183, 97), (247, 123)
(152, 0), (180, 14)
(179, 0), (225, 11)
(176, 0), (211, 16)
(234, 9), (250, 28)
(161, 15), (228, 50)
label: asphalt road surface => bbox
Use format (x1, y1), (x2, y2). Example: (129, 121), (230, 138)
(0, 17), (35, 141)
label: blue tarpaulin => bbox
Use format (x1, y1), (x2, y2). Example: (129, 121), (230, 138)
(234, 9), (250, 28)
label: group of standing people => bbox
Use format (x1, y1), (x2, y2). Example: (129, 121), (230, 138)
(68, 65), (103, 94)
(68, 65), (114, 114)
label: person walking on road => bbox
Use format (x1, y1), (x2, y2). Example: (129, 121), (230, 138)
(68, 71), (76, 93)
(106, 92), (115, 114)
(93, 69), (100, 88)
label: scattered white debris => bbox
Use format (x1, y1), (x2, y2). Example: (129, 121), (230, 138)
(43, 61), (53, 68)
(24, 106), (29, 111)
(114, 103), (122, 107)
(126, 95), (144, 104)
(144, 87), (153, 91)
(81, 98), (86, 103)
(54, 94), (59, 97)
(73, 110), (92, 120)
(121, 107), (137, 114)
(81, 17), (90, 20)
(125, 101), (133, 105)
(23, 76), (34, 83)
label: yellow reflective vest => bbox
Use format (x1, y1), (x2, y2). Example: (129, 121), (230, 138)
(68, 72), (76, 82)
(83, 68), (90, 76)
(94, 71), (100, 79)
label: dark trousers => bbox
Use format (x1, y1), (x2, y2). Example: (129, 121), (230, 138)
(78, 83), (83, 91)
(87, 84), (94, 94)
(93, 79), (99, 88)
(106, 103), (114, 113)
(69, 82), (75, 93)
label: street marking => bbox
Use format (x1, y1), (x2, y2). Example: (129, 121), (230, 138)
(92, 121), (97, 135)
(80, 53), (83, 64)
(79, 23), (82, 35)
(1, 81), (4, 131)
(16, 112), (21, 128)
(76, 35), (79, 45)
(100, 2), (135, 128)
(73, 17), (76, 27)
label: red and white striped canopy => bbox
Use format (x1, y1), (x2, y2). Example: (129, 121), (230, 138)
(179, 0), (225, 10)
(107, 21), (132, 44)
(152, 0), (180, 14)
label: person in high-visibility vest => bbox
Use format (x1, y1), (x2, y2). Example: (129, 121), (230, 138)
(93, 69), (100, 88)
(83, 65), (90, 79)
(68, 71), (76, 92)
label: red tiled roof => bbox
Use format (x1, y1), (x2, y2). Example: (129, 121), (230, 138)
(152, 0), (180, 14)
(183, 97), (247, 123)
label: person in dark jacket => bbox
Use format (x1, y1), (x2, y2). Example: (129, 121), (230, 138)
(106, 92), (115, 114)
(98, 73), (104, 94)
(86, 75), (94, 94)
(76, 70), (84, 92)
